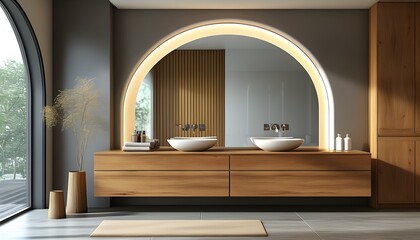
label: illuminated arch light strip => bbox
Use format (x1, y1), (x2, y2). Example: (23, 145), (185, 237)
(122, 21), (334, 150)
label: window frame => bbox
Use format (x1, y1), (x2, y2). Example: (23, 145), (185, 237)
(0, 0), (46, 221)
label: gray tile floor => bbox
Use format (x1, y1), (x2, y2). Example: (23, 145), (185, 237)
(1, 207), (420, 239)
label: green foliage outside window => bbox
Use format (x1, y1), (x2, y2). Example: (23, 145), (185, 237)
(0, 60), (27, 180)
(135, 75), (153, 136)
(135, 83), (151, 131)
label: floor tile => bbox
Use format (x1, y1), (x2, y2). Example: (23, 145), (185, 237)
(298, 212), (420, 231)
(298, 212), (420, 240)
(201, 211), (300, 220)
(3, 208), (420, 240)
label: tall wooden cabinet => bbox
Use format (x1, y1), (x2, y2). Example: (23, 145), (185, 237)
(370, 3), (420, 207)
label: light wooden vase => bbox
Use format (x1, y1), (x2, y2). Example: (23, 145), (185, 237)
(66, 171), (87, 213)
(48, 190), (66, 219)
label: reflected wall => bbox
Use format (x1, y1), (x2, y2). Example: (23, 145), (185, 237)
(225, 47), (318, 146)
(135, 36), (318, 147)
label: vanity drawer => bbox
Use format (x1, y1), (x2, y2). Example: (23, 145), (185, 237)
(94, 154), (229, 171)
(230, 171), (371, 197)
(230, 154), (371, 171)
(95, 171), (229, 197)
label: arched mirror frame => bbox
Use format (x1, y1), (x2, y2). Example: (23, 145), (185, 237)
(121, 20), (334, 150)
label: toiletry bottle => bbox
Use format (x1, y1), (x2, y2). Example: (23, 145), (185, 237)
(131, 130), (138, 142)
(335, 133), (343, 151)
(141, 130), (147, 143)
(137, 131), (141, 142)
(344, 134), (352, 151)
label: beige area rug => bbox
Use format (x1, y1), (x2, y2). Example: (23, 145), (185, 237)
(90, 220), (268, 237)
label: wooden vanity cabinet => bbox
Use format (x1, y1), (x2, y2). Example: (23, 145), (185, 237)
(94, 150), (371, 198)
(370, 3), (420, 207)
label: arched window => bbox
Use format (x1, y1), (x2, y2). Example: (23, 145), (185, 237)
(0, 0), (45, 222)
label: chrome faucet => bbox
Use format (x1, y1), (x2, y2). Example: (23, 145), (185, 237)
(271, 123), (280, 132)
(280, 124), (289, 131)
(176, 123), (205, 134)
(270, 123), (289, 136)
(176, 124), (190, 131)
(183, 124), (190, 131)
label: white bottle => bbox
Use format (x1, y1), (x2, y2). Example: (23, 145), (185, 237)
(335, 133), (343, 151)
(344, 134), (352, 151)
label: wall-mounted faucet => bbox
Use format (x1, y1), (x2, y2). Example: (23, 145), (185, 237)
(176, 123), (190, 131)
(271, 123), (280, 132)
(264, 123), (290, 136)
(280, 123), (289, 131)
(176, 123), (206, 133)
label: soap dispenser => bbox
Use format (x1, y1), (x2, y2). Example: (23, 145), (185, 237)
(131, 130), (138, 142)
(344, 134), (352, 151)
(141, 130), (147, 143)
(335, 134), (343, 151)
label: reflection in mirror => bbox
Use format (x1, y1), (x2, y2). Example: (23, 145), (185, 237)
(135, 72), (153, 136)
(135, 35), (318, 147)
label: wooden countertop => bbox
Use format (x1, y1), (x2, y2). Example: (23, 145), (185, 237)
(95, 147), (370, 155)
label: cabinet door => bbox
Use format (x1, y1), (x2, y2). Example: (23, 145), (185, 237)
(416, 141), (420, 203)
(377, 3), (415, 136)
(413, 4), (420, 203)
(416, 4), (420, 134)
(377, 138), (415, 203)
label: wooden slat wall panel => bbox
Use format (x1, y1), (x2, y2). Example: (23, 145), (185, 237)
(154, 50), (225, 146)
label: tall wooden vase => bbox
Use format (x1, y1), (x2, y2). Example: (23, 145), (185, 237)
(66, 171), (87, 213)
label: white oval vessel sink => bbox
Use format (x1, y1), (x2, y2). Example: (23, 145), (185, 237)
(250, 137), (304, 152)
(167, 137), (218, 152)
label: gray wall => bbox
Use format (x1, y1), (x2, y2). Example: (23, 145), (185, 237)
(113, 10), (369, 151)
(224, 48), (318, 146)
(17, 0), (53, 207)
(53, 7), (368, 207)
(53, 0), (112, 208)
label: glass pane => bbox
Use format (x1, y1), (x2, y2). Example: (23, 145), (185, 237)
(0, 5), (29, 221)
(135, 36), (319, 147)
(135, 72), (153, 140)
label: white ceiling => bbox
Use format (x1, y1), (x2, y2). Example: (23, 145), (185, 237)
(110, 0), (382, 10)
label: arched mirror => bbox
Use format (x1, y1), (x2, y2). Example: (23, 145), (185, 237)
(123, 21), (334, 150)
(134, 35), (318, 147)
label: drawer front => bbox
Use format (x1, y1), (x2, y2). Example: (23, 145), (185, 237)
(231, 155), (371, 171)
(94, 154), (229, 171)
(94, 171), (229, 196)
(230, 171), (371, 197)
